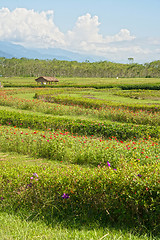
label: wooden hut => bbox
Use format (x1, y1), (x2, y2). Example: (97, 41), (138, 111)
(35, 76), (59, 85)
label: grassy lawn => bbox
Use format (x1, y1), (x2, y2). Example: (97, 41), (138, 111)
(1, 212), (156, 240)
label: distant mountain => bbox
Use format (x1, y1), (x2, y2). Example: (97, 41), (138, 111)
(0, 41), (47, 59)
(0, 41), (106, 62)
(0, 49), (13, 58)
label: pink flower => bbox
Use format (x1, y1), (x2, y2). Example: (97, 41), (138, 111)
(107, 161), (111, 167)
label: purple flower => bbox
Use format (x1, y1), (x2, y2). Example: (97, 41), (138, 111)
(137, 174), (142, 178)
(62, 193), (70, 199)
(26, 183), (32, 188)
(30, 177), (34, 180)
(107, 161), (111, 167)
(0, 197), (4, 200)
(33, 173), (38, 178)
(113, 168), (117, 171)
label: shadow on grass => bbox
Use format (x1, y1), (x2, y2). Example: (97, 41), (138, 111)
(1, 206), (159, 239)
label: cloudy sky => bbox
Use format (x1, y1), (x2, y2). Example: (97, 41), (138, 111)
(0, 0), (160, 63)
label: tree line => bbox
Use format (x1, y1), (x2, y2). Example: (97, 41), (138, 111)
(0, 57), (160, 78)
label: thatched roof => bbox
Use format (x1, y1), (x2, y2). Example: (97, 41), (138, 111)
(35, 76), (59, 82)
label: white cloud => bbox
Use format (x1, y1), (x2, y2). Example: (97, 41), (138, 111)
(66, 13), (103, 44)
(0, 8), (65, 48)
(105, 29), (135, 43)
(65, 14), (136, 52)
(0, 8), (159, 62)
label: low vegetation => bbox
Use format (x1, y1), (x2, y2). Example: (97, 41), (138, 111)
(0, 77), (159, 239)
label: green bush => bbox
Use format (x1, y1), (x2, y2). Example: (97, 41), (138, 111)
(0, 125), (159, 167)
(0, 160), (159, 233)
(36, 93), (160, 112)
(0, 109), (159, 140)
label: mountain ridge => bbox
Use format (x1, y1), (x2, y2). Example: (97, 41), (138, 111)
(0, 41), (106, 62)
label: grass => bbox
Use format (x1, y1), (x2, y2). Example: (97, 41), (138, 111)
(1, 86), (160, 109)
(13, 86), (160, 105)
(1, 212), (157, 240)
(16, 93), (36, 100)
(1, 212), (158, 240)
(1, 77), (160, 89)
(32, 87), (160, 109)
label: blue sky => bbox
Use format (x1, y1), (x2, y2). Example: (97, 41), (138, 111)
(0, 0), (160, 63)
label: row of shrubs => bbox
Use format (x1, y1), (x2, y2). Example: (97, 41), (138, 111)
(0, 157), (159, 233)
(3, 83), (160, 90)
(36, 93), (160, 112)
(0, 109), (159, 140)
(0, 125), (159, 167)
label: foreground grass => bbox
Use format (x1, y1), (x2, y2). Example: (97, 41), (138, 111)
(1, 212), (158, 240)
(0, 152), (159, 240)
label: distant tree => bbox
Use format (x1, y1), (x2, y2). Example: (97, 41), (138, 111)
(0, 57), (160, 78)
(128, 57), (134, 64)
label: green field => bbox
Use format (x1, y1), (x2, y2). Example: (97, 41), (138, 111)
(1, 76), (160, 87)
(0, 77), (159, 239)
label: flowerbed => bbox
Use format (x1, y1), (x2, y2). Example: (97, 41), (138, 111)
(0, 109), (159, 140)
(0, 125), (159, 167)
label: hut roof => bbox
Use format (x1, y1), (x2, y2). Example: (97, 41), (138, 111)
(35, 76), (59, 82)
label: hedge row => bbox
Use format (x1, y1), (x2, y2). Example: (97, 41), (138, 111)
(36, 94), (160, 112)
(0, 109), (159, 140)
(3, 83), (160, 90)
(0, 160), (159, 233)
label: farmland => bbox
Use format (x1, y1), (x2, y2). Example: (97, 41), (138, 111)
(0, 77), (160, 239)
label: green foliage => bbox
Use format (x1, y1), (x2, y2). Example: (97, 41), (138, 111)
(0, 154), (159, 234)
(0, 125), (159, 167)
(36, 91), (160, 112)
(0, 108), (159, 139)
(120, 83), (160, 90)
(0, 88), (160, 126)
(0, 57), (160, 78)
